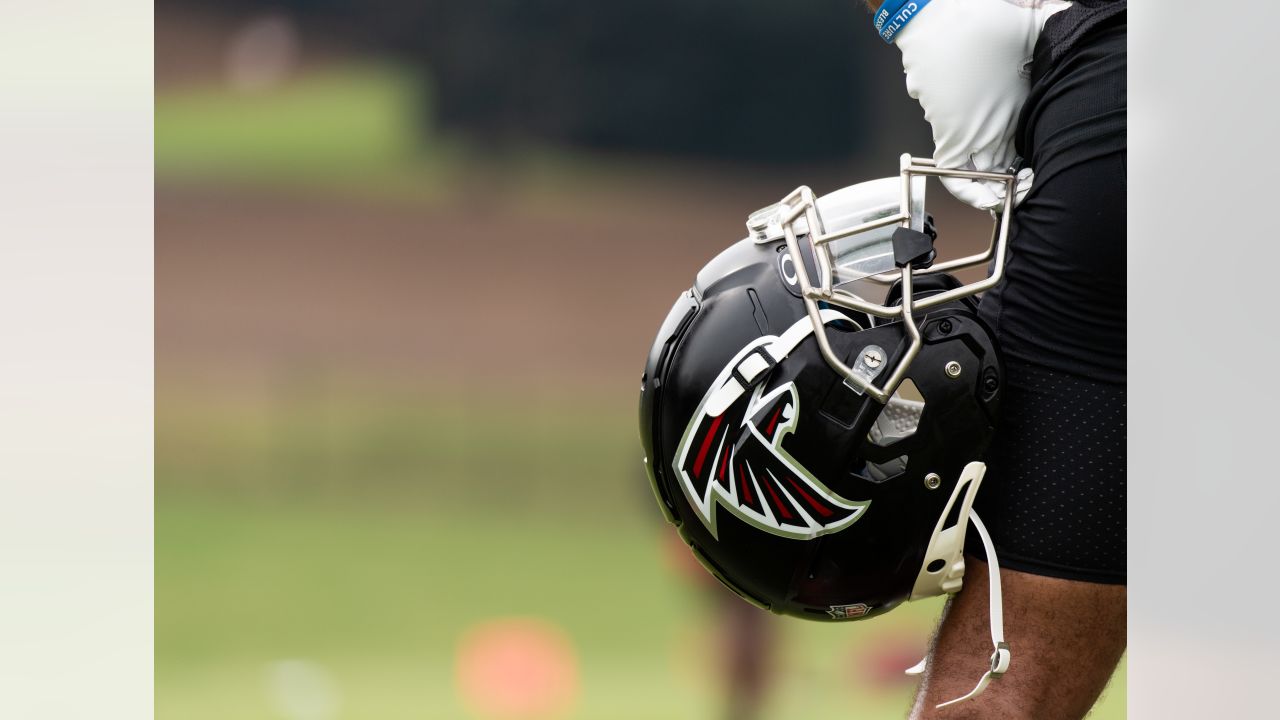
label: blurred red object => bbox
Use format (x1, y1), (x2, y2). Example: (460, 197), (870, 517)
(454, 617), (580, 719)
(857, 631), (929, 691)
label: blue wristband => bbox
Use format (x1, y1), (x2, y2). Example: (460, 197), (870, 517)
(872, 0), (933, 43)
(872, 0), (909, 32)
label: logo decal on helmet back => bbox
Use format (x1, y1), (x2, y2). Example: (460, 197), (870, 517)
(673, 333), (870, 540)
(827, 603), (872, 620)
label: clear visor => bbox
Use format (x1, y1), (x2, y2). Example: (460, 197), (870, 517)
(814, 175), (925, 287)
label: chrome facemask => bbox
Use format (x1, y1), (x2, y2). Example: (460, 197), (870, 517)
(745, 155), (1017, 404)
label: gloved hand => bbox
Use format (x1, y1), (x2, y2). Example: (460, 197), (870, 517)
(887, 0), (1070, 211)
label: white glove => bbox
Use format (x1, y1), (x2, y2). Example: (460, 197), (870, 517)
(888, 0), (1071, 211)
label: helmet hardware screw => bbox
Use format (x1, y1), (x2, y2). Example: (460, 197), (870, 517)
(924, 473), (942, 490)
(944, 361), (962, 378)
(939, 319), (953, 335)
(863, 349), (884, 369)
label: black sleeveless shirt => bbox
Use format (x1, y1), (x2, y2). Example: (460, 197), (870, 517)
(1016, 0), (1126, 161)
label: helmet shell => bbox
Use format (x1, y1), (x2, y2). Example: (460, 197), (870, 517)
(640, 236), (1001, 621)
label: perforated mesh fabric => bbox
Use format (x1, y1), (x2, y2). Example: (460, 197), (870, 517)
(965, 360), (1126, 583)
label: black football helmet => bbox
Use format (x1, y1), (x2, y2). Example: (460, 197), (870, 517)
(640, 156), (1018, 625)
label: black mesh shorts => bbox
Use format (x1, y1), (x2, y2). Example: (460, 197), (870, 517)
(964, 20), (1126, 584)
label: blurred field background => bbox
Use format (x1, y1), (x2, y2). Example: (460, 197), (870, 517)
(156, 2), (1125, 718)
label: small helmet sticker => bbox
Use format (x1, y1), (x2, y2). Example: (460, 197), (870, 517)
(827, 603), (871, 620)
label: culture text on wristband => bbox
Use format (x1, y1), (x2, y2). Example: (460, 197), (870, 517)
(873, 0), (933, 43)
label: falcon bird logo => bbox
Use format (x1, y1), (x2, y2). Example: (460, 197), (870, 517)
(673, 336), (870, 540)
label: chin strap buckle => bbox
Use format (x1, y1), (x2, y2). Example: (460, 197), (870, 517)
(990, 641), (1011, 676)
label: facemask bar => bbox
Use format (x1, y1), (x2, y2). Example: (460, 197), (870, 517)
(774, 154), (1017, 404)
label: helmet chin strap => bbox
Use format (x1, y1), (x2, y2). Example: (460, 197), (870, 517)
(905, 509), (1010, 708)
(703, 308), (857, 418)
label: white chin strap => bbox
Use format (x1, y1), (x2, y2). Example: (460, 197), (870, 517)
(703, 308), (856, 418)
(905, 509), (1010, 709)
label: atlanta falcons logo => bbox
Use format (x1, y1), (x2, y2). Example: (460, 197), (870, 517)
(673, 333), (870, 541)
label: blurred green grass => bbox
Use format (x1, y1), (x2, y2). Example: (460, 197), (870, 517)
(156, 494), (966, 720)
(155, 65), (457, 194)
(157, 392), (1125, 719)
(153, 64), (754, 201)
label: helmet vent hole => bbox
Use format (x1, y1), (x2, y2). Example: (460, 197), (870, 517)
(892, 377), (924, 403)
(859, 455), (909, 484)
(747, 288), (770, 335)
(927, 559), (946, 573)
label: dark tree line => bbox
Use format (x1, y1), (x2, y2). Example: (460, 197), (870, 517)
(173, 0), (880, 165)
